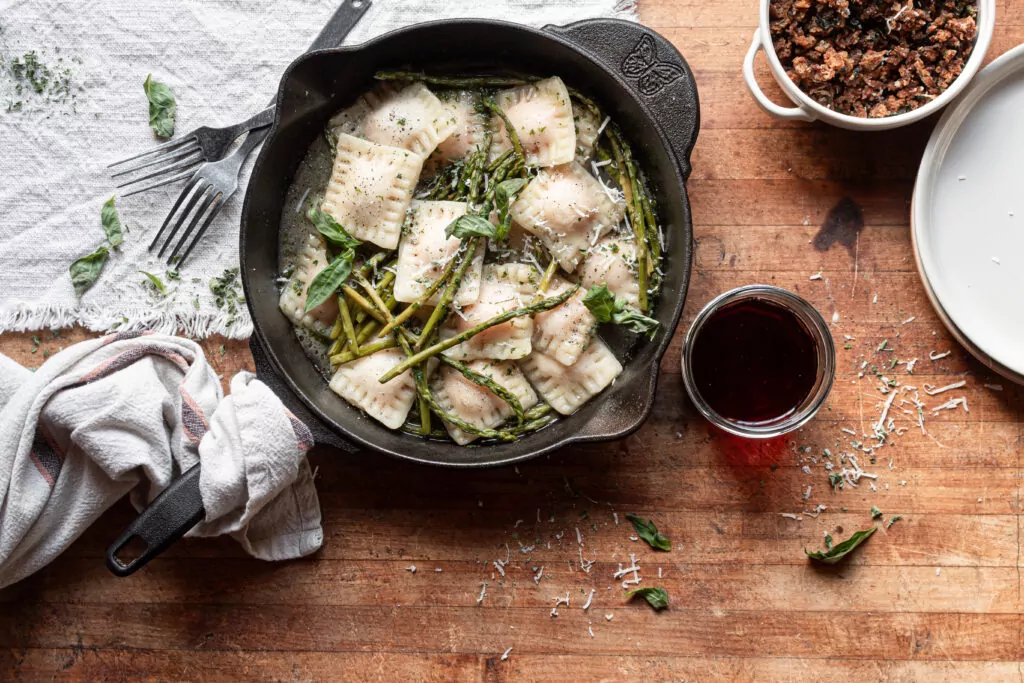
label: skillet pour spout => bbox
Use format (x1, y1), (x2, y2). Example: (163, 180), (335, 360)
(241, 18), (700, 467)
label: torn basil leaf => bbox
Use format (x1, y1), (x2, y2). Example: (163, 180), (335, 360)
(805, 527), (876, 564)
(625, 513), (671, 551)
(583, 284), (660, 339)
(445, 214), (498, 240)
(139, 270), (166, 295)
(143, 74), (176, 138)
(305, 248), (355, 313)
(870, 505), (883, 519)
(101, 197), (123, 247)
(626, 586), (669, 610)
(69, 245), (109, 297)
(493, 178), (529, 240)
(307, 204), (361, 250)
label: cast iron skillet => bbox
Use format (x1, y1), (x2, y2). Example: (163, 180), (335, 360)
(106, 16), (699, 579)
(242, 18), (699, 468)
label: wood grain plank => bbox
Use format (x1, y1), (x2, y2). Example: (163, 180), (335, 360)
(6, 650), (1021, 683)
(41, 502), (1016, 569)
(4, 558), (1018, 616)
(1, 604), (1019, 660)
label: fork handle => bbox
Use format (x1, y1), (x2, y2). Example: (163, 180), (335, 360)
(307, 0), (372, 52)
(235, 0), (372, 135)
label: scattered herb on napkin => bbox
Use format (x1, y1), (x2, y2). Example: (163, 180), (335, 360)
(805, 527), (876, 564)
(101, 197), (123, 247)
(625, 513), (671, 551)
(69, 246), (109, 297)
(626, 586), (669, 610)
(139, 270), (167, 295)
(583, 285), (659, 339)
(210, 267), (243, 325)
(69, 197), (127, 296)
(143, 74), (176, 138)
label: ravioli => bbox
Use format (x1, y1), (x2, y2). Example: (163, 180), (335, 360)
(433, 361), (538, 445)
(328, 83), (455, 158)
(519, 336), (623, 415)
(490, 76), (576, 168)
(574, 106), (603, 162)
(329, 347), (418, 430)
(440, 263), (539, 361)
(278, 234), (339, 336)
(532, 275), (597, 366)
(430, 90), (489, 165)
(394, 200), (484, 307)
(579, 235), (641, 309)
(510, 161), (626, 272)
(321, 133), (423, 249)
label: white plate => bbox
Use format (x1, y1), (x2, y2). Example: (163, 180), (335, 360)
(912, 44), (1024, 385)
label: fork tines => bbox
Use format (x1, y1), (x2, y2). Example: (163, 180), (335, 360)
(108, 136), (203, 197)
(148, 176), (227, 267)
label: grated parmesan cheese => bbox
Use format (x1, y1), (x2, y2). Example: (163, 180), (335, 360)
(501, 647), (512, 661)
(923, 380), (966, 395)
(583, 589), (596, 610)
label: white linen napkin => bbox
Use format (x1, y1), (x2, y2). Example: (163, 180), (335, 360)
(0, 0), (637, 339)
(0, 332), (322, 589)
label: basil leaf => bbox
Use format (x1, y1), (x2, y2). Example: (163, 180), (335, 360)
(445, 214), (498, 240)
(139, 270), (166, 295)
(582, 284), (618, 321)
(805, 527), (876, 564)
(305, 248), (355, 313)
(143, 74), (176, 138)
(69, 245), (109, 297)
(307, 204), (361, 250)
(583, 284), (660, 339)
(625, 586), (669, 610)
(494, 178), (529, 239)
(612, 308), (660, 340)
(625, 513), (671, 551)
(101, 197), (123, 247)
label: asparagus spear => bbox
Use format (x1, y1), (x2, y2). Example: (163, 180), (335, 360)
(484, 99), (525, 166)
(329, 337), (396, 365)
(374, 71), (532, 89)
(415, 238), (480, 350)
(378, 255), (460, 337)
(337, 293), (359, 354)
(439, 356), (525, 425)
(393, 332), (513, 441)
(380, 283), (580, 384)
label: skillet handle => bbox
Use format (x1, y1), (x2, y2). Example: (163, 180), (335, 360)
(106, 464), (206, 577)
(576, 359), (660, 442)
(544, 20), (700, 181)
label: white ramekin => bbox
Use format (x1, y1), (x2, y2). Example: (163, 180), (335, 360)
(743, 0), (995, 130)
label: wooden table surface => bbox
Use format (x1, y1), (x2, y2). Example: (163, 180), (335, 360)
(4, 1), (1024, 680)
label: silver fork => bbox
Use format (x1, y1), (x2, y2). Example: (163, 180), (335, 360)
(148, 126), (270, 267)
(109, 108), (274, 197)
(107, 0), (371, 196)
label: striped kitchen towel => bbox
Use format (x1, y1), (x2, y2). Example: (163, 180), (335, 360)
(0, 332), (322, 589)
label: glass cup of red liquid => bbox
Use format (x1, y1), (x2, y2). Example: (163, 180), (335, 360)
(682, 285), (836, 438)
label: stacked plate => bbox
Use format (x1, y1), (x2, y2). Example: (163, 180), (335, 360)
(912, 44), (1024, 385)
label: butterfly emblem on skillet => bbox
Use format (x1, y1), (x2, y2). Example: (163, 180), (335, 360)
(621, 34), (686, 97)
